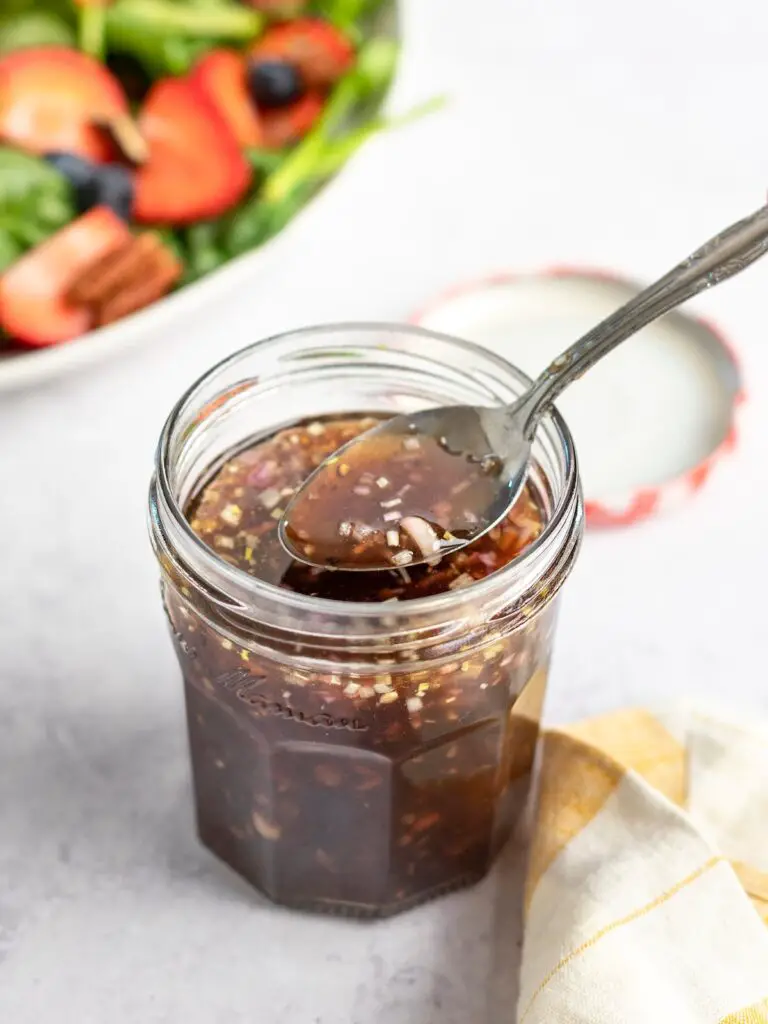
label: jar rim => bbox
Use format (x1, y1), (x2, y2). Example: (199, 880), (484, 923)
(152, 322), (581, 623)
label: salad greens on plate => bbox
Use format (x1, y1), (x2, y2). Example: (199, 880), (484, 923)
(0, 0), (437, 349)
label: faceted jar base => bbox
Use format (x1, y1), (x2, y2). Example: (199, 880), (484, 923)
(199, 815), (491, 918)
(182, 654), (548, 919)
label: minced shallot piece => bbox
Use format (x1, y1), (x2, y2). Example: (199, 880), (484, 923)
(399, 515), (440, 558)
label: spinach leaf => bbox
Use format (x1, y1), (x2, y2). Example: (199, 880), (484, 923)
(184, 221), (228, 280)
(0, 234), (22, 274)
(224, 181), (314, 257)
(0, 10), (75, 52)
(245, 149), (286, 177)
(0, 148), (75, 269)
(0, 0), (73, 20)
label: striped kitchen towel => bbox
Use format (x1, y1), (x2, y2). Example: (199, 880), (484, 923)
(518, 705), (768, 1023)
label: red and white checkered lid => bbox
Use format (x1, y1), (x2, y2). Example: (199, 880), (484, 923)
(411, 268), (745, 528)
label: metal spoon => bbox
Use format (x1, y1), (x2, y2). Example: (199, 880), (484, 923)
(280, 203), (768, 571)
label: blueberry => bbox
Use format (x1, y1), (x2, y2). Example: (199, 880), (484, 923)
(94, 164), (134, 222)
(247, 59), (305, 109)
(44, 153), (134, 221)
(44, 151), (99, 209)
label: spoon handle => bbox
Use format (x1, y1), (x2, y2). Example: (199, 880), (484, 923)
(516, 203), (768, 435)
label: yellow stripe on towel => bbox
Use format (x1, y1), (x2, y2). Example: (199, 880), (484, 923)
(564, 707), (687, 805)
(525, 730), (623, 909)
(731, 862), (768, 924)
(719, 997), (768, 1022)
(526, 709), (687, 909)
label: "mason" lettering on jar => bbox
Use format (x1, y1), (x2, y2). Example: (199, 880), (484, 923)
(216, 667), (368, 731)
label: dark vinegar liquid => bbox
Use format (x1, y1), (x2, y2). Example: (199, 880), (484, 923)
(164, 414), (553, 916)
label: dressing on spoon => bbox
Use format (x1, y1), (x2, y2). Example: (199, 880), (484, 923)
(279, 417), (507, 571)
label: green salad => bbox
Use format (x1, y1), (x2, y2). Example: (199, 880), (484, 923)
(0, 0), (438, 348)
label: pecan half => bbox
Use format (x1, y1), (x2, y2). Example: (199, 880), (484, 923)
(66, 231), (182, 326)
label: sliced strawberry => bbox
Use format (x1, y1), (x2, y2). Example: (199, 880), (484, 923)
(261, 90), (324, 148)
(190, 49), (263, 149)
(0, 46), (128, 162)
(250, 19), (354, 88)
(134, 77), (252, 225)
(0, 207), (130, 347)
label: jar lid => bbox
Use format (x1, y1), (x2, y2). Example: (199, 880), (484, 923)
(411, 268), (745, 528)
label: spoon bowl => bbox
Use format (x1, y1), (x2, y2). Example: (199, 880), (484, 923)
(278, 404), (531, 571)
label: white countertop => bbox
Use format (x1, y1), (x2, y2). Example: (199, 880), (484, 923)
(2, 1), (768, 1020)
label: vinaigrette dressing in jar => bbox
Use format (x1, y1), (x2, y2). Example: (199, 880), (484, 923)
(149, 324), (583, 917)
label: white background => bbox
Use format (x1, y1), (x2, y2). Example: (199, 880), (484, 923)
(2, 1), (768, 1020)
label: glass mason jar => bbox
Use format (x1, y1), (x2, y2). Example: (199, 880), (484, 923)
(148, 324), (583, 918)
